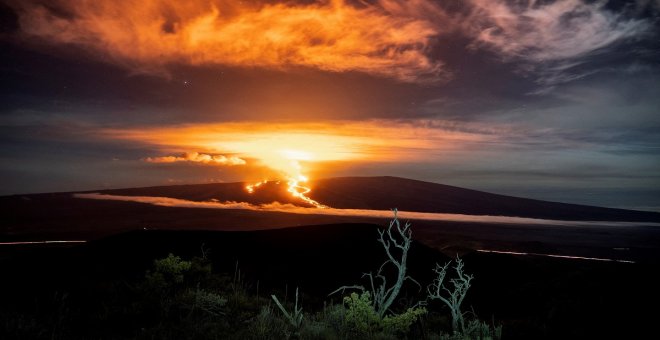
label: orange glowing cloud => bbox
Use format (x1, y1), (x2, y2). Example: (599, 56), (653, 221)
(105, 120), (483, 156)
(12, 0), (448, 82)
(145, 152), (246, 165)
(102, 120), (488, 179)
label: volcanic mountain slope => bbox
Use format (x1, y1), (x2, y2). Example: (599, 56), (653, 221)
(96, 176), (660, 222)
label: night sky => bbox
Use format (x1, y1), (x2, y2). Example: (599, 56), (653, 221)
(1, 0), (659, 211)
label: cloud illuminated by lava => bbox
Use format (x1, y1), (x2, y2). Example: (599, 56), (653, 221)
(103, 120), (487, 179)
(12, 0), (447, 82)
(9, 0), (652, 86)
(145, 152), (246, 165)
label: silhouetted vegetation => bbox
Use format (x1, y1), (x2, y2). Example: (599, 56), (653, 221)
(0, 213), (657, 339)
(0, 212), (504, 339)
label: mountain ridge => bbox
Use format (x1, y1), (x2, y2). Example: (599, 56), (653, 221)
(79, 176), (660, 222)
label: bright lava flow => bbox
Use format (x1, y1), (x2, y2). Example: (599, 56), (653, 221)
(245, 177), (328, 209)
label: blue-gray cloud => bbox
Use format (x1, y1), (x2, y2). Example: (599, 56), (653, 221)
(466, 0), (654, 89)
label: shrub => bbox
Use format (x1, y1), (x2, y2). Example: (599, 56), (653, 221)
(342, 291), (427, 337)
(145, 253), (192, 291)
(343, 292), (381, 335)
(382, 306), (427, 335)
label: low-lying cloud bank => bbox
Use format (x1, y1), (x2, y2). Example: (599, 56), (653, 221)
(144, 152), (246, 165)
(74, 193), (660, 227)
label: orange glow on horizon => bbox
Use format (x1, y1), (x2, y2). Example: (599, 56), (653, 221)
(102, 120), (487, 206)
(103, 121), (484, 161)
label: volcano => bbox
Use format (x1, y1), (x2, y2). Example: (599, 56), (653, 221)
(3, 176), (660, 259)
(91, 176), (659, 222)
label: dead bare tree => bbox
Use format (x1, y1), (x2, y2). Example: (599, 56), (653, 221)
(427, 256), (474, 334)
(332, 209), (420, 318)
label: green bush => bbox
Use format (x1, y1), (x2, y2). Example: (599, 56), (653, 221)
(145, 253), (193, 291)
(344, 292), (381, 334)
(382, 306), (427, 335)
(343, 291), (426, 337)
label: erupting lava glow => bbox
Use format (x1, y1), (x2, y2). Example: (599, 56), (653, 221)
(284, 175), (328, 209)
(244, 149), (328, 209)
(102, 121), (486, 209)
(245, 180), (268, 194)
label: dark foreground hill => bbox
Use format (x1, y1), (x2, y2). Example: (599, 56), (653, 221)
(95, 176), (660, 222)
(0, 224), (658, 339)
(1, 223), (445, 297)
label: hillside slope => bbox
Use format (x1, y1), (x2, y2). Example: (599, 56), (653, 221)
(95, 176), (660, 222)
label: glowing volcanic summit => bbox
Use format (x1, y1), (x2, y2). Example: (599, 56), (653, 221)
(243, 148), (328, 209)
